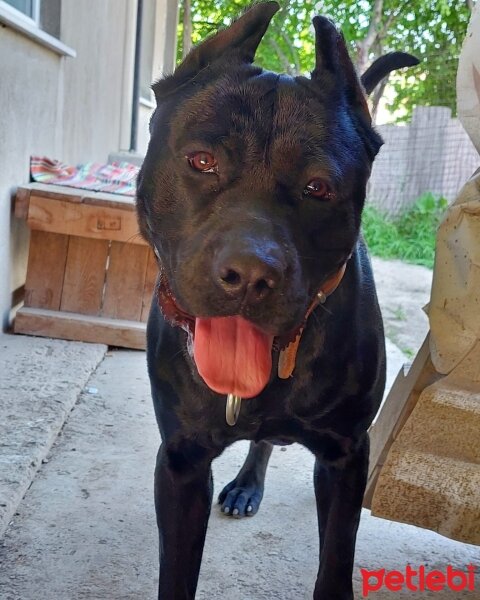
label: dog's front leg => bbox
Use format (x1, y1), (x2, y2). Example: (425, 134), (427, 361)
(155, 441), (215, 600)
(218, 440), (273, 517)
(312, 433), (369, 600)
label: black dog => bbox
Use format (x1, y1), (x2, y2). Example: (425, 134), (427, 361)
(136, 3), (418, 598)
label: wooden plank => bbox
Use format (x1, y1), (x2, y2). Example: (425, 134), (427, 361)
(370, 343), (480, 545)
(364, 334), (443, 508)
(24, 231), (69, 310)
(11, 284), (25, 309)
(15, 187), (31, 219)
(60, 237), (109, 316)
(17, 183), (136, 210)
(102, 242), (150, 321)
(82, 195), (137, 211)
(14, 307), (146, 350)
(26, 195), (147, 245)
(141, 249), (158, 322)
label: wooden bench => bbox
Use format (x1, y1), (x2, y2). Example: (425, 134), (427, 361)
(14, 183), (157, 349)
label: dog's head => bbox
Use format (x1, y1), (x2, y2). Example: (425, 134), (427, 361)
(137, 2), (416, 398)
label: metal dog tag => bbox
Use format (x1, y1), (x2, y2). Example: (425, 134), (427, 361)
(226, 394), (242, 426)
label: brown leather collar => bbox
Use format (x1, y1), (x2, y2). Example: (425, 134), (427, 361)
(277, 261), (348, 379)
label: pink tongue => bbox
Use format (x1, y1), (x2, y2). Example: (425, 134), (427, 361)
(193, 316), (273, 398)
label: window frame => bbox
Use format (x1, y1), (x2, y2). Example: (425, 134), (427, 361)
(2, 0), (41, 27)
(0, 0), (75, 57)
(31, 0), (41, 24)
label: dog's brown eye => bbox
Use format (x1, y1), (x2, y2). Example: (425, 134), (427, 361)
(304, 179), (332, 200)
(187, 151), (217, 173)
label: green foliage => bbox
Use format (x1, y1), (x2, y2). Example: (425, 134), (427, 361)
(386, 2), (472, 120)
(177, 0), (319, 74)
(362, 193), (448, 268)
(176, 0), (472, 121)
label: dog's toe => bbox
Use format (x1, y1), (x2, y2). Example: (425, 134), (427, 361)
(218, 481), (263, 518)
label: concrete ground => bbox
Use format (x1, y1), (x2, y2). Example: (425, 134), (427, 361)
(0, 335), (106, 539)
(371, 257), (432, 358)
(1, 258), (477, 599)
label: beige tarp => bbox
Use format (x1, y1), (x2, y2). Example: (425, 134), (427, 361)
(429, 172), (480, 374)
(370, 173), (480, 544)
(368, 3), (480, 544)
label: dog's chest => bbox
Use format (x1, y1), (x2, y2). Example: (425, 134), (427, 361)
(204, 390), (357, 464)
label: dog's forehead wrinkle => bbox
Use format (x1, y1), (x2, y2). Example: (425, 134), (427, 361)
(173, 74), (350, 173)
(177, 71), (285, 137)
(169, 80), (245, 136)
(175, 91), (273, 157)
(265, 89), (353, 176)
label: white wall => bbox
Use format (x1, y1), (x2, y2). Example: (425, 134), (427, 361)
(138, 0), (179, 155)
(0, 1), (135, 329)
(0, 23), (68, 329)
(0, 0), (177, 329)
(60, 0), (135, 163)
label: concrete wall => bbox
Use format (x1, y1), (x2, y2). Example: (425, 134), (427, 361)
(0, 22), (73, 330)
(0, 0), (177, 329)
(60, 0), (135, 163)
(138, 0), (179, 155)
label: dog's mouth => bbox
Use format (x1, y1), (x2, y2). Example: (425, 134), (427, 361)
(156, 258), (349, 398)
(194, 316), (274, 398)
(156, 269), (301, 399)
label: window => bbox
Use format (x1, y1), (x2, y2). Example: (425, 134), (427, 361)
(0, 0), (73, 56)
(3, 0), (40, 24)
(2, 0), (62, 38)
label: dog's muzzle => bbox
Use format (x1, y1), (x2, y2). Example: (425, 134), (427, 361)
(153, 254), (349, 424)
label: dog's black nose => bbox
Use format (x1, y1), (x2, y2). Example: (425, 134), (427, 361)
(215, 251), (284, 305)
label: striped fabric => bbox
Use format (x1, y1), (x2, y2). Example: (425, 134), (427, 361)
(30, 156), (140, 196)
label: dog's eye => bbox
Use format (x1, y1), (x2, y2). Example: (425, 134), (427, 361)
(187, 151), (217, 173)
(304, 179), (332, 200)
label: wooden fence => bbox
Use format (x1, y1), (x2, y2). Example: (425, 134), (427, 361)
(367, 106), (479, 215)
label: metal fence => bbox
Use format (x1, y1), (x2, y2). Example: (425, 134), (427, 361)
(367, 106), (479, 216)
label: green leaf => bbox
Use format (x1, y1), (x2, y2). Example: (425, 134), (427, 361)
(175, 0), (471, 122)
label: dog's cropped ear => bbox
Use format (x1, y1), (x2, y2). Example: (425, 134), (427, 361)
(311, 17), (372, 122)
(153, 1), (279, 99)
(361, 52), (419, 94)
(311, 16), (342, 78)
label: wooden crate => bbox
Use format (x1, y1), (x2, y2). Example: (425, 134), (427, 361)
(14, 184), (157, 349)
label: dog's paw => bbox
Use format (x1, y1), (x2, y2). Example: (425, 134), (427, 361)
(218, 479), (264, 518)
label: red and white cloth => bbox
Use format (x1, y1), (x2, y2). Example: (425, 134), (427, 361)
(30, 156), (139, 197)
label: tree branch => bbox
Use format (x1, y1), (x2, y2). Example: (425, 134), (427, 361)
(356, 0), (384, 72)
(281, 30), (301, 75)
(370, 75), (389, 122)
(268, 38), (294, 75)
(356, 0), (412, 73)
(380, 0), (414, 40)
(271, 21), (301, 75)
(182, 0), (193, 59)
